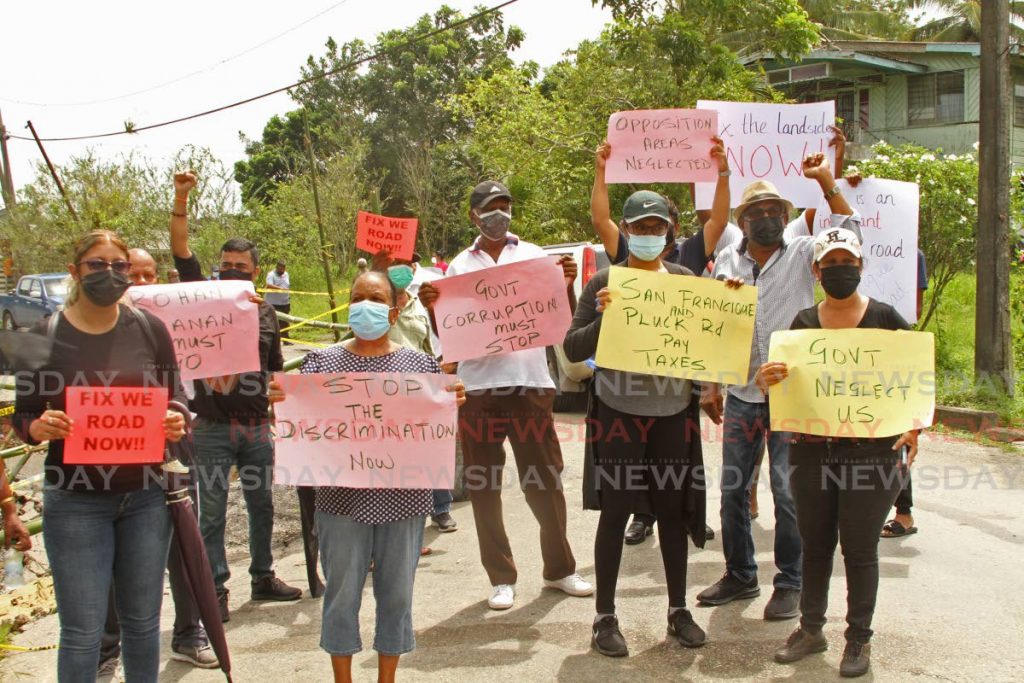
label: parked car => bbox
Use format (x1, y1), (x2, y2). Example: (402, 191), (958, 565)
(0, 274), (68, 330)
(540, 241), (609, 412)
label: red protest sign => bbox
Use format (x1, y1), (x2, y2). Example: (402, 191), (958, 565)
(606, 109), (719, 184)
(356, 211), (418, 261)
(433, 256), (572, 363)
(63, 387), (169, 465)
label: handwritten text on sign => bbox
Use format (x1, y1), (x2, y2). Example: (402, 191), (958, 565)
(815, 178), (920, 322)
(129, 281), (260, 382)
(64, 387), (168, 465)
(768, 329), (935, 438)
(605, 109), (719, 184)
(356, 211), (418, 261)
(272, 372), (457, 488)
(434, 257), (572, 363)
(594, 267), (757, 382)
(695, 100), (836, 211)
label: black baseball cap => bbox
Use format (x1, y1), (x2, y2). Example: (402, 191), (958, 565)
(470, 181), (513, 210)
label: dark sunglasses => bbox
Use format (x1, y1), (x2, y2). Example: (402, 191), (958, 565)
(741, 205), (785, 222)
(78, 259), (132, 274)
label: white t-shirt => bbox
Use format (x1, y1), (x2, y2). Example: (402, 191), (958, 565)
(264, 271), (290, 306)
(444, 234), (556, 392)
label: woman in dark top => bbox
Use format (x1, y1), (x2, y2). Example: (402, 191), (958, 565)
(13, 230), (187, 682)
(275, 270), (464, 683)
(565, 191), (707, 658)
(755, 228), (919, 678)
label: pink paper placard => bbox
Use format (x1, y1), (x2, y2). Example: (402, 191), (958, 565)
(128, 280), (260, 382)
(63, 386), (168, 465)
(433, 256), (572, 363)
(605, 109), (719, 184)
(356, 210), (418, 261)
(272, 372), (457, 489)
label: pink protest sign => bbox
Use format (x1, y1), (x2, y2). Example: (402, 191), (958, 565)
(128, 280), (260, 382)
(272, 372), (457, 489)
(605, 109), (719, 184)
(64, 386), (168, 465)
(356, 211), (418, 261)
(433, 256), (572, 363)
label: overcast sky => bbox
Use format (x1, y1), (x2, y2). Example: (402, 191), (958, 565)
(0, 0), (611, 201)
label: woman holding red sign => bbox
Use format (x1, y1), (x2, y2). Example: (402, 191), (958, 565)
(13, 230), (187, 683)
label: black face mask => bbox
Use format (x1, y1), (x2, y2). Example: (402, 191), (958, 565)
(81, 270), (131, 307)
(219, 268), (253, 281)
(819, 264), (861, 299)
(748, 216), (786, 247)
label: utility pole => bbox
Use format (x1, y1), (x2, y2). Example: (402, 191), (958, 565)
(0, 109), (15, 208)
(976, 0), (1014, 395)
(25, 121), (77, 220)
(303, 117), (342, 342)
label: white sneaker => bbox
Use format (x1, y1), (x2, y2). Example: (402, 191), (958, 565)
(488, 584), (516, 610)
(544, 573), (594, 597)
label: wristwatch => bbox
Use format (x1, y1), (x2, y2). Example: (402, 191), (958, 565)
(823, 185), (842, 200)
(719, 169), (732, 177)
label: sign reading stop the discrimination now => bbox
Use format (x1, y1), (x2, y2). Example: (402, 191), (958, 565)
(63, 386), (169, 465)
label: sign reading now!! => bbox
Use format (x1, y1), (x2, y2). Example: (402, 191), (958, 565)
(63, 386), (169, 465)
(356, 211), (418, 261)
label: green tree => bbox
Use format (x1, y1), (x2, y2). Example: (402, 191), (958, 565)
(906, 0), (1024, 41)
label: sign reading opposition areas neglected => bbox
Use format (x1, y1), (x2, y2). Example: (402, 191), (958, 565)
(129, 281), (260, 382)
(695, 100), (836, 211)
(433, 257), (571, 363)
(64, 386), (169, 465)
(594, 267), (757, 382)
(356, 210), (418, 261)
(606, 109), (719, 184)
(272, 372), (457, 489)
(768, 329), (935, 438)
(814, 178), (920, 323)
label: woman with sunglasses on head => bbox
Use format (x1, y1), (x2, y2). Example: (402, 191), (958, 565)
(13, 230), (187, 683)
(755, 228), (918, 678)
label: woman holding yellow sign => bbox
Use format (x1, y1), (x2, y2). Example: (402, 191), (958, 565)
(754, 228), (918, 678)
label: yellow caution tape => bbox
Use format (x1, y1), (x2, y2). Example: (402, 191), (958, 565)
(257, 288), (350, 297)
(0, 643), (59, 653)
(280, 302), (350, 333)
(0, 406), (14, 417)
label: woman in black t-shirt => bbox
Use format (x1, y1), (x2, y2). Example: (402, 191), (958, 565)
(755, 228), (919, 679)
(14, 230), (187, 682)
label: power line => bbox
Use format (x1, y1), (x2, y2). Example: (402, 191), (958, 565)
(7, 0), (521, 143)
(0, 0), (359, 108)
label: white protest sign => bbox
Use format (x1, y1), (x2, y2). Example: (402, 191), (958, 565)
(813, 178), (920, 323)
(695, 100), (836, 210)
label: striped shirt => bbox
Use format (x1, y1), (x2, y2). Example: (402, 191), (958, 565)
(710, 213), (862, 404)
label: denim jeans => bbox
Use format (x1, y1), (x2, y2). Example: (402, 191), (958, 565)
(193, 419), (276, 590)
(43, 485), (171, 683)
(720, 395), (801, 589)
(432, 489), (452, 516)
(316, 511), (425, 657)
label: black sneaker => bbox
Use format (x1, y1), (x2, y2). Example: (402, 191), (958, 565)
(697, 572), (760, 605)
(432, 512), (458, 533)
(251, 575), (302, 602)
(774, 628), (828, 664)
(217, 589), (230, 623)
(667, 608), (706, 648)
(592, 615), (629, 657)
(624, 519), (653, 545)
(764, 587), (801, 620)
(840, 641), (871, 678)
(704, 524), (715, 541)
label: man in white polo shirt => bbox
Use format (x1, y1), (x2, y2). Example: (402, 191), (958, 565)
(418, 180), (593, 610)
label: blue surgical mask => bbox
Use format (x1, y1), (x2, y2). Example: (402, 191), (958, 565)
(387, 265), (415, 291)
(627, 234), (666, 262)
(347, 300), (393, 340)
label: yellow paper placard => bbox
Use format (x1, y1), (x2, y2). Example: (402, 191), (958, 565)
(594, 266), (758, 382)
(768, 329), (935, 438)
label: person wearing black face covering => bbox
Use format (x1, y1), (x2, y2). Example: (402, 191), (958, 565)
(699, 154), (864, 623)
(755, 228), (917, 678)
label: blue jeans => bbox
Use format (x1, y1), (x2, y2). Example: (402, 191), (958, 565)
(43, 485), (171, 683)
(432, 489), (452, 516)
(316, 511), (425, 657)
(720, 395), (801, 589)
(193, 419), (276, 590)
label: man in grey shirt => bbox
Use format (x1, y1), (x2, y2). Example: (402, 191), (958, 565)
(697, 153), (862, 623)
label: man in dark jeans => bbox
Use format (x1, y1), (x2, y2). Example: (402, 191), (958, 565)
(170, 171), (301, 622)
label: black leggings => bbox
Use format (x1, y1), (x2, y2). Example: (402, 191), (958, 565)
(789, 438), (904, 643)
(593, 400), (692, 614)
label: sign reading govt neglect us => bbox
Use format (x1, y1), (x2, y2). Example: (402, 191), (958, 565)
(605, 109), (719, 184)
(272, 372), (457, 489)
(64, 386), (168, 465)
(768, 328), (935, 438)
(129, 280), (260, 382)
(595, 267), (758, 383)
(433, 256), (572, 363)
(356, 210), (418, 261)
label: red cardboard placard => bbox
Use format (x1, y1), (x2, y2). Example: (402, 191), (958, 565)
(63, 386), (169, 465)
(356, 211), (418, 261)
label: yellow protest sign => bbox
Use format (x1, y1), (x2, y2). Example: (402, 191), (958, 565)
(594, 266), (757, 382)
(768, 329), (935, 438)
